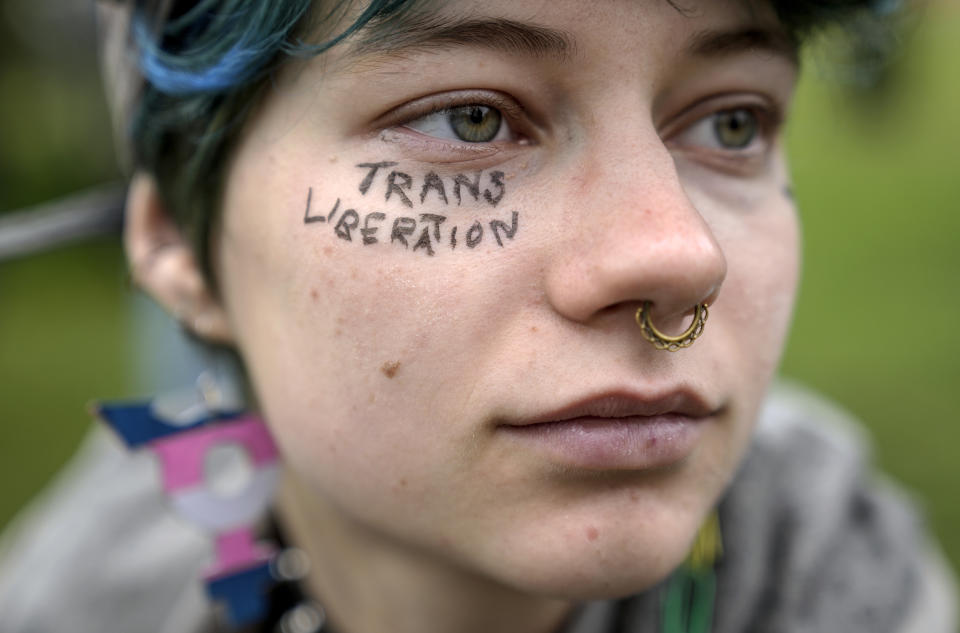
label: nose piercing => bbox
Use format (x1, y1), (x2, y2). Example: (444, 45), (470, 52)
(635, 301), (708, 351)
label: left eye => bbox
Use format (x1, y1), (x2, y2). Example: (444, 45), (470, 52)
(404, 105), (513, 143)
(675, 107), (761, 151)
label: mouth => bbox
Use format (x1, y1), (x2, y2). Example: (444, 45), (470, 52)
(497, 390), (722, 471)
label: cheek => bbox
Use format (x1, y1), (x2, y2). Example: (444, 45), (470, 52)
(726, 205), (800, 357)
(213, 153), (534, 509)
(713, 198), (800, 446)
(688, 191), (799, 462)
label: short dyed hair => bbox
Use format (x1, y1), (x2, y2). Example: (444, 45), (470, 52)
(125, 0), (892, 280)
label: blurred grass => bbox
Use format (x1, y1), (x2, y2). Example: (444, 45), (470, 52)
(0, 240), (135, 526)
(0, 1), (957, 580)
(783, 4), (960, 570)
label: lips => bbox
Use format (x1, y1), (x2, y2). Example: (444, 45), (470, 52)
(505, 390), (718, 427)
(498, 390), (721, 471)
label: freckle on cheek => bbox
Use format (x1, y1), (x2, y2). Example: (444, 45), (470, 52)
(381, 360), (401, 378)
(310, 288), (319, 301)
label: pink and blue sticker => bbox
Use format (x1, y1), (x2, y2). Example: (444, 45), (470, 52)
(96, 399), (281, 628)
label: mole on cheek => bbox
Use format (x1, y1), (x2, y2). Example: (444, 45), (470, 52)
(381, 360), (401, 378)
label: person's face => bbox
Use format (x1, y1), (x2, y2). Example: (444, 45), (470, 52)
(214, 0), (799, 597)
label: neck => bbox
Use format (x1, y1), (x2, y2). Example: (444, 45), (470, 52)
(275, 472), (573, 633)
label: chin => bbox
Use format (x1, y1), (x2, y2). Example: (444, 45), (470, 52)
(499, 545), (691, 601)
(467, 506), (705, 601)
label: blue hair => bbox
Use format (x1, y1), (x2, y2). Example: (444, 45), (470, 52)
(129, 0), (420, 280)
(133, 0), (412, 95)
(137, 25), (269, 94)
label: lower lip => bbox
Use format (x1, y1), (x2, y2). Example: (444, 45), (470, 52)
(499, 414), (706, 470)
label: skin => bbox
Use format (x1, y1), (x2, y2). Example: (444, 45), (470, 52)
(127, 1), (800, 632)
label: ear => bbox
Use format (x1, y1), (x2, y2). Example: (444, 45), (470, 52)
(124, 172), (234, 344)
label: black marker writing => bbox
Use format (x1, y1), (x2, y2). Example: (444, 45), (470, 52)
(354, 162), (506, 208)
(303, 196), (341, 225)
(305, 178), (519, 255)
(391, 216), (417, 247)
(361, 212), (386, 245)
(357, 162), (397, 194)
(308, 202), (519, 254)
(304, 188), (325, 223)
(490, 211), (519, 247)
(419, 214), (446, 242)
(386, 171), (414, 208)
(412, 227), (435, 256)
(334, 208), (360, 241)
(483, 171), (505, 207)
(420, 172), (448, 205)
(466, 221), (483, 248)
(453, 172), (480, 205)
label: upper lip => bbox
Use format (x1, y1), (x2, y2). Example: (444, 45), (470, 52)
(504, 389), (720, 427)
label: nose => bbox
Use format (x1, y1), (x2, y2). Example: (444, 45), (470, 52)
(544, 143), (727, 333)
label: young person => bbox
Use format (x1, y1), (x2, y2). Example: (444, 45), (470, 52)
(0, 1), (955, 631)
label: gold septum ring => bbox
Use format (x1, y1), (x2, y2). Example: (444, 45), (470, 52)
(635, 301), (709, 352)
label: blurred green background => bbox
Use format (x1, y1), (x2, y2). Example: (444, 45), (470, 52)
(1, 0), (957, 578)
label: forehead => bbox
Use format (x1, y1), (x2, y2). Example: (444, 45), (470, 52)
(337, 0), (794, 68)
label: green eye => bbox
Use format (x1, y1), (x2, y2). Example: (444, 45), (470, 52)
(448, 106), (503, 142)
(712, 109), (757, 149)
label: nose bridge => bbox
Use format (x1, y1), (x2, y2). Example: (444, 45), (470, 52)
(545, 132), (727, 326)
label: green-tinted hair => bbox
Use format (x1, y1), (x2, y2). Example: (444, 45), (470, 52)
(131, 0), (420, 279)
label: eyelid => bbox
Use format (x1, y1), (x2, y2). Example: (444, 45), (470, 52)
(373, 90), (535, 141)
(660, 92), (784, 145)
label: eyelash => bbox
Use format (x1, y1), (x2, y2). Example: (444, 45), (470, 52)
(386, 91), (531, 142)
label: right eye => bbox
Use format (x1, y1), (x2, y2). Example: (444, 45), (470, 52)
(404, 105), (515, 143)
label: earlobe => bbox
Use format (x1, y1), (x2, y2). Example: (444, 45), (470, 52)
(124, 172), (235, 344)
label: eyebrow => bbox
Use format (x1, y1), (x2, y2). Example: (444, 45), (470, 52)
(345, 12), (795, 69)
(687, 26), (798, 64)
(347, 15), (577, 63)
